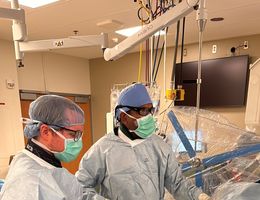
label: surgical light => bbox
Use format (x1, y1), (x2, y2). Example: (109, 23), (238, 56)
(8, 0), (59, 8)
(116, 25), (165, 37)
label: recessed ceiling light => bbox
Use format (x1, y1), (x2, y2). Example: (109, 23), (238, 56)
(97, 20), (123, 30)
(210, 17), (224, 22)
(8, 0), (59, 8)
(116, 26), (165, 37)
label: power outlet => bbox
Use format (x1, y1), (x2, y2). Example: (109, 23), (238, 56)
(244, 41), (248, 49)
(183, 48), (187, 56)
(212, 45), (217, 53)
(6, 79), (15, 89)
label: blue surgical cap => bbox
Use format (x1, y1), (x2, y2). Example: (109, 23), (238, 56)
(24, 95), (84, 139)
(115, 83), (152, 120)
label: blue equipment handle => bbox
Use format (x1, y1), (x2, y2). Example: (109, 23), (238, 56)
(182, 143), (260, 171)
(168, 110), (196, 158)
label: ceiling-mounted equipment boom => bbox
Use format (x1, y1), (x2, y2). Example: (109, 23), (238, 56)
(103, 0), (200, 61)
(19, 33), (108, 52)
(0, 0), (108, 67)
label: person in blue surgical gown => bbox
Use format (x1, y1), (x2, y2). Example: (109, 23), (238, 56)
(0, 95), (105, 200)
(76, 83), (211, 200)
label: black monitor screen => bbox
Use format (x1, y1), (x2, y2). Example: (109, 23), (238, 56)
(175, 55), (249, 107)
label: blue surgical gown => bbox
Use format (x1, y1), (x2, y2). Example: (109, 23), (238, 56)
(0, 150), (102, 200)
(76, 132), (202, 200)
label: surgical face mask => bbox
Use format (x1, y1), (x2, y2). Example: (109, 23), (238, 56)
(121, 109), (156, 139)
(50, 128), (83, 162)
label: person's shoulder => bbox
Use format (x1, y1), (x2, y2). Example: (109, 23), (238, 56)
(86, 132), (117, 154)
(93, 132), (119, 146)
(150, 134), (167, 144)
(3, 154), (46, 188)
(10, 151), (43, 171)
(149, 134), (172, 153)
(2, 167), (75, 200)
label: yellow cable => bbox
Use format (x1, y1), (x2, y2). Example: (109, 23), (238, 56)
(138, 0), (151, 23)
(137, 0), (152, 82)
(138, 42), (143, 82)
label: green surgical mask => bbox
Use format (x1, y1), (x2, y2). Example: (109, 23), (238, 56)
(51, 128), (83, 162)
(121, 110), (156, 139)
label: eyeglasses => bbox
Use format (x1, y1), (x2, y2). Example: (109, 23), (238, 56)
(116, 105), (155, 116)
(52, 125), (83, 142)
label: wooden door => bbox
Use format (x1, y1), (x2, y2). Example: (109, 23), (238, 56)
(20, 93), (93, 174)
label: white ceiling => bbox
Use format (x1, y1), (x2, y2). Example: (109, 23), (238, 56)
(0, 0), (260, 59)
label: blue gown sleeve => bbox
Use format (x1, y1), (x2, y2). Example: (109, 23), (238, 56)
(164, 150), (202, 200)
(76, 143), (108, 200)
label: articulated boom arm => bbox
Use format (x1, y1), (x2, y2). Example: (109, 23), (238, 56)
(103, 0), (200, 61)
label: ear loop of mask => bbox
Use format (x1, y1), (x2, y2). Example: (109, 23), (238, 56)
(119, 109), (153, 121)
(31, 138), (59, 153)
(119, 109), (138, 120)
(119, 109), (139, 132)
(49, 127), (73, 154)
(49, 127), (66, 140)
(31, 127), (66, 154)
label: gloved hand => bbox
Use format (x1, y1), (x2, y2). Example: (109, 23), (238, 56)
(198, 193), (211, 200)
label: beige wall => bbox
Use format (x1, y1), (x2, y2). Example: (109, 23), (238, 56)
(89, 34), (260, 142)
(18, 52), (91, 95)
(0, 40), (24, 178)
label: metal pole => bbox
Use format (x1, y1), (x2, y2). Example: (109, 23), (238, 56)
(195, 0), (207, 150)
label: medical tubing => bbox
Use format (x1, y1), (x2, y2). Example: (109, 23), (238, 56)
(150, 34), (154, 84)
(153, 42), (164, 83)
(138, 42), (143, 82)
(138, 9), (144, 82)
(163, 27), (167, 98)
(153, 25), (168, 82)
(146, 39), (150, 83)
(137, 0), (151, 24)
(152, 32), (161, 80)
(170, 19), (180, 89)
(179, 17), (186, 84)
